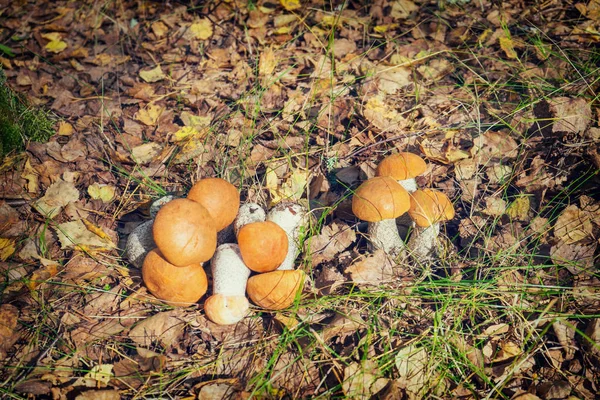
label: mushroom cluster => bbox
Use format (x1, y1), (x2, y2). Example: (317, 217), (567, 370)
(352, 152), (455, 260)
(128, 178), (307, 325)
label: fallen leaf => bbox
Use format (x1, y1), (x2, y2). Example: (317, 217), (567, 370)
(88, 183), (116, 203)
(391, 0), (418, 19)
(506, 196), (530, 221)
(0, 238), (16, 261)
(280, 0), (301, 11)
(139, 66), (165, 83)
(0, 304), (19, 360)
(42, 32), (67, 53)
(554, 204), (594, 244)
(322, 311), (366, 342)
(549, 97), (592, 135)
(131, 142), (163, 164)
(188, 19), (213, 40)
(128, 309), (188, 348)
(54, 219), (115, 250)
(135, 103), (164, 126)
(481, 197), (506, 217)
(550, 240), (597, 275)
(259, 47), (277, 79)
(470, 131), (519, 163)
(345, 249), (394, 284)
(33, 179), (80, 219)
(499, 36), (517, 59)
(395, 344), (429, 398)
(343, 360), (389, 399)
(151, 21), (169, 38)
(266, 167), (307, 205)
(309, 220), (356, 266)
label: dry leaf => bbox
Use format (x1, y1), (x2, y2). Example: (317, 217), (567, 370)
(131, 142), (163, 165)
(33, 179), (80, 219)
(151, 21), (169, 38)
(549, 97), (592, 135)
(87, 183), (116, 203)
(395, 344), (429, 398)
(554, 204), (593, 244)
(129, 309), (187, 348)
(470, 131), (519, 163)
(550, 240), (597, 275)
(499, 36), (517, 59)
(506, 196), (530, 221)
(343, 360), (389, 399)
(0, 238), (16, 262)
(42, 32), (67, 53)
(309, 220), (356, 266)
(345, 249), (394, 284)
(482, 197), (506, 216)
(54, 219), (115, 250)
(266, 167), (307, 205)
(135, 104), (164, 126)
(280, 0), (301, 11)
(259, 47), (277, 78)
(391, 0), (418, 19)
(188, 19), (213, 40)
(322, 311), (366, 342)
(139, 66), (165, 83)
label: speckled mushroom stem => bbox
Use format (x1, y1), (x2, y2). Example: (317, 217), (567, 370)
(234, 203), (266, 236)
(407, 223), (440, 260)
(367, 219), (406, 258)
(205, 243), (251, 325)
(267, 202), (307, 271)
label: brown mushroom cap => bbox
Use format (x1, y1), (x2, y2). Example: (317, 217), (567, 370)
(142, 249), (208, 306)
(187, 178), (240, 232)
(204, 294), (249, 325)
(352, 177), (410, 222)
(408, 189), (455, 227)
(237, 221), (288, 273)
(376, 152), (427, 180)
(153, 198), (217, 266)
(247, 270), (305, 310)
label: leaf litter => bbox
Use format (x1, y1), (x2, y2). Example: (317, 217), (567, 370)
(0, 0), (599, 398)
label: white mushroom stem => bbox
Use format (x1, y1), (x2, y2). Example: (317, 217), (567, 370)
(267, 202), (307, 271)
(205, 243), (251, 325)
(397, 178), (417, 193)
(407, 223), (440, 260)
(368, 219), (406, 258)
(234, 203), (266, 236)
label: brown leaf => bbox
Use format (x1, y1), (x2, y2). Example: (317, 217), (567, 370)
(310, 220), (356, 266)
(550, 240), (597, 276)
(549, 97), (592, 135)
(346, 249), (394, 284)
(343, 360), (389, 399)
(0, 304), (20, 361)
(128, 309), (188, 348)
(33, 179), (79, 219)
(554, 204), (594, 244)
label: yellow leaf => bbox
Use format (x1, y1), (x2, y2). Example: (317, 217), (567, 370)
(139, 65), (165, 83)
(172, 126), (203, 142)
(135, 103), (164, 126)
(0, 238), (16, 261)
(280, 0), (301, 11)
(374, 24), (398, 33)
(259, 47), (277, 77)
(151, 21), (169, 38)
(499, 36), (518, 59)
(42, 32), (67, 53)
(189, 18), (213, 40)
(266, 168), (308, 206)
(57, 121), (74, 136)
(21, 157), (39, 193)
(179, 112), (212, 130)
(87, 183), (116, 203)
(506, 196), (530, 221)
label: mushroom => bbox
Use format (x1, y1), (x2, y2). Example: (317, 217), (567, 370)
(266, 202), (308, 270)
(234, 203), (266, 236)
(246, 270), (305, 310)
(152, 198), (217, 266)
(187, 178), (240, 232)
(376, 152), (427, 193)
(352, 176), (410, 257)
(237, 221), (288, 272)
(406, 189), (455, 259)
(142, 249), (208, 306)
(204, 243), (251, 325)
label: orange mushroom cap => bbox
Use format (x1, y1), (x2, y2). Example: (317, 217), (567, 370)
(187, 178), (240, 232)
(153, 198), (217, 266)
(246, 270), (305, 310)
(376, 152), (427, 180)
(408, 189), (455, 227)
(352, 177), (410, 222)
(142, 249), (208, 306)
(237, 221), (288, 273)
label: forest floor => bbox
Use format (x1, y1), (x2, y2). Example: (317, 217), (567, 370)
(1, 0), (599, 399)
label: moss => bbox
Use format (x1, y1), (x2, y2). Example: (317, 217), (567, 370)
(0, 68), (55, 158)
